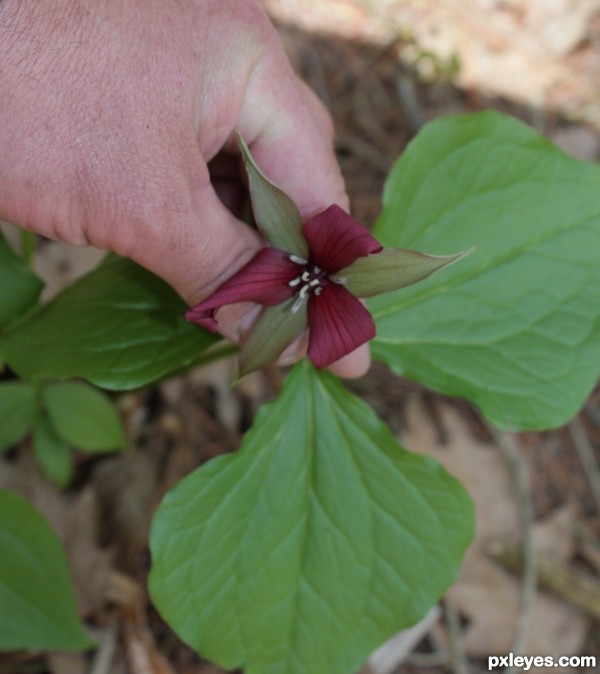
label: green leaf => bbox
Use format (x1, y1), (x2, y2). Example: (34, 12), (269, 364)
(42, 382), (124, 452)
(237, 133), (308, 258)
(370, 110), (600, 430)
(0, 490), (91, 650)
(150, 361), (473, 674)
(0, 229), (43, 329)
(0, 255), (219, 389)
(238, 296), (308, 377)
(33, 417), (74, 487)
(0, 381), (37, 452)
(337, 247), (472, 298)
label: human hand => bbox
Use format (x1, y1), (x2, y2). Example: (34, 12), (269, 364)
(0, 0), (369, 377)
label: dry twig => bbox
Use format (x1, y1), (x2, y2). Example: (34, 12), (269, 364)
(489, 429), (537, 672)
(569, 418), (600, 513)
(488, 542), (600, 621)
(444, 601), (471, 674)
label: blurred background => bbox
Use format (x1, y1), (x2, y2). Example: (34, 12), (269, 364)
(1, 1), (600, 672)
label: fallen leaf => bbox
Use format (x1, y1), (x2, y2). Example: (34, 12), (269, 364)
(401, 399), (588, 661)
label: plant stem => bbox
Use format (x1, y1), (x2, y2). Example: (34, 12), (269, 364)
(21, 229), (35, 265)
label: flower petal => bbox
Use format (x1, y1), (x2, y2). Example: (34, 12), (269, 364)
(237, 133), (309, 259)
(303, 205), (382, 272)
(336, 247), (475, 297)
(307, 282), (375, 369)
(238, 296), (308, 377)
(185, 248), (299, 331)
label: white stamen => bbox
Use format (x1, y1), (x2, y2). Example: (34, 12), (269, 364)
(289, 254), (307, 265)
(315, 287), (323, 296)
(291, 294), (307, 314)
(309, 279), (320, 287)
(301, 271), (311, 282)
(313, 266), (322, 274)
(330, 276), (347, 285)
(299, 284), (310, 299)
(288, 276), (302, 287)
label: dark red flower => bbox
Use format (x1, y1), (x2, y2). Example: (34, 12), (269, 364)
(186, 204), (382, 369)
(186, 134), (470, 375)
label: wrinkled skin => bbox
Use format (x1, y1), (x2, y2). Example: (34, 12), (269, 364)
(0, 0), (369, 377)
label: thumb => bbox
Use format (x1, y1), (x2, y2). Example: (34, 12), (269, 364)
(237, 64), (371, 378)
(239, 75), (350, 219)
(126, 169), (263, 338)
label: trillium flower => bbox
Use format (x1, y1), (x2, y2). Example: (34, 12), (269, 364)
(186, 135), (471, 376)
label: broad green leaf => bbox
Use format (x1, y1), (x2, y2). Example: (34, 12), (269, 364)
(150, 361), (473, 674)
(0, 490), (91, 650)
(370, 111), (600, 430)
(0, 229), (43, 329)
(33, 417), (74, 487)
(42, 382), (124, 452)
(337, 247), (472, 298)
(0, 255), (219, 389)
(237, 133), (308, 258)
(238, 297), (307, 377)
(0, 381), (37, 452)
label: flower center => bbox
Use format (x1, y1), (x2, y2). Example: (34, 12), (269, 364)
(289, 265), (326, 296)
(288, 256), (329, 313)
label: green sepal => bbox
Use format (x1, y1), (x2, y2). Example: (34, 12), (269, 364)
(237, 133), (309, 258)
(336, 247), (474, 298)
(238, 296), (308, 377)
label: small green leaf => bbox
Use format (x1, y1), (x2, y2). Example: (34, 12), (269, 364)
(0, 490), (91, 650)
(370, 111), (600, 430)
(42, 382), (124, 452)
(150, 361), (473, 674)
(0, 255), (219, 389)
(33, 417), (74, 487)
(0, 381), (37, 452)
(238, 296), (307, 376)
(337, 247), (473, 298)
(237, 133), (308, 258)
(0, 229), (43, 329)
